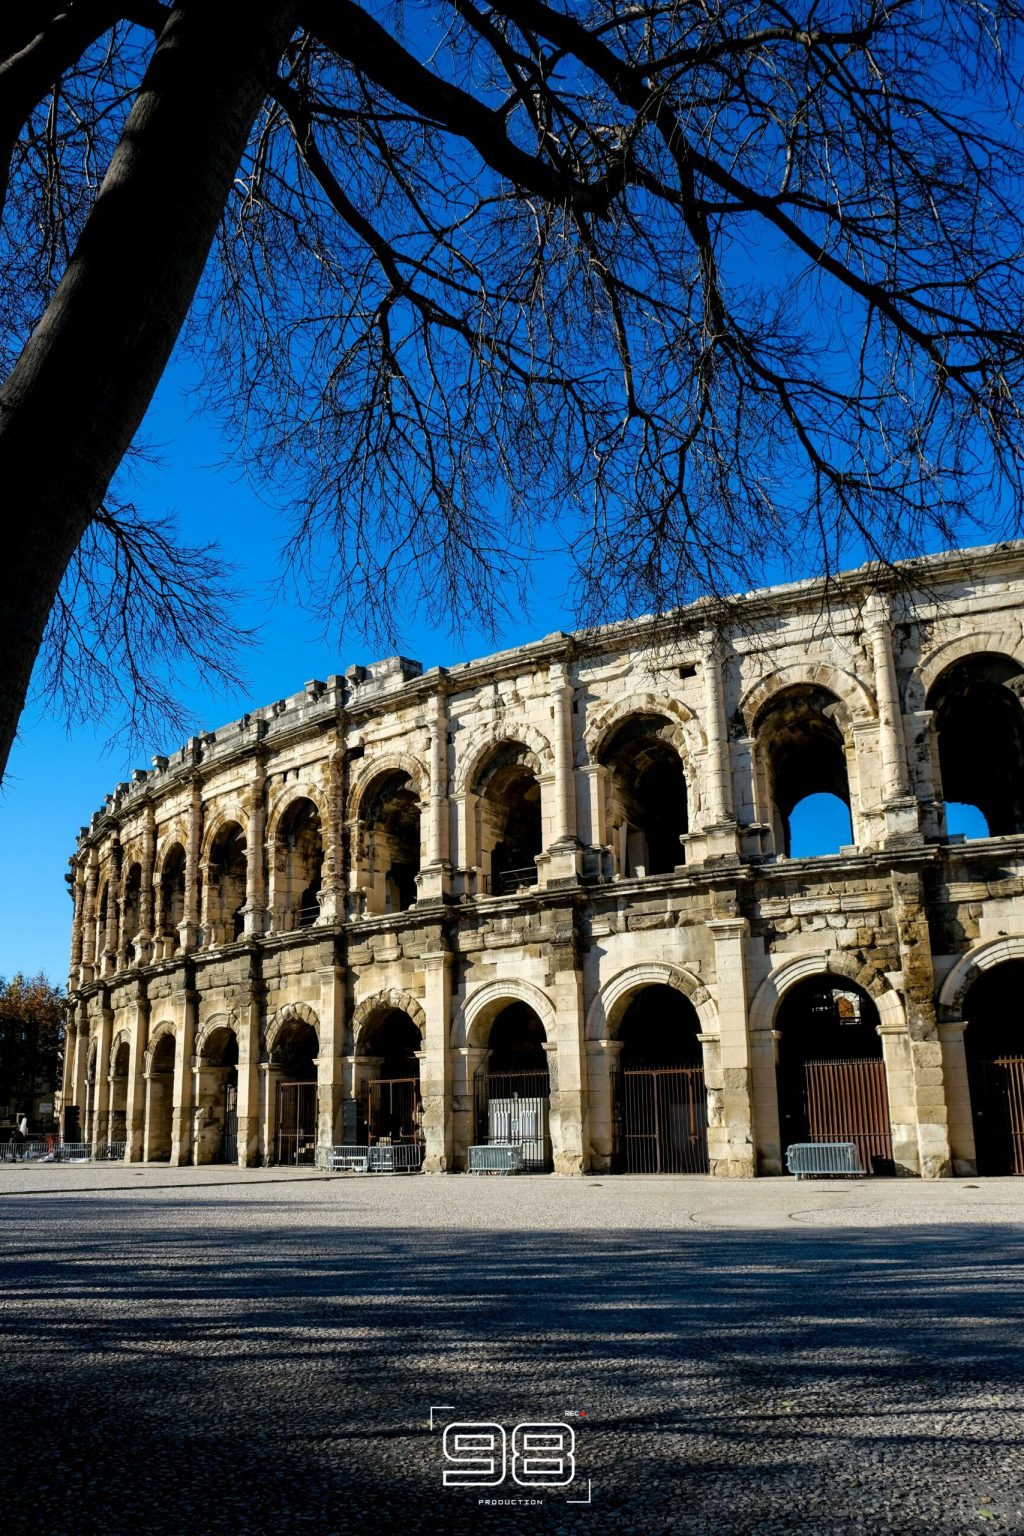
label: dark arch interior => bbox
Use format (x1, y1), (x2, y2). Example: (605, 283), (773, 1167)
(602, 716), (688, 877)
(202, 1028), (239, 1070)
(111, 1040), (130, 1078)
(150, 1033), (175, 1073)
(617, 984), (702, 1067)
(487, 1002), (547, 1071)
(963, 962), (1024, 1175)
(210, 822), (247, 939)
(276, 1020), (317, 1080)
(122, 864), (142, 958)
(929, 655), (1024, 837)
(477, 746), (543, 893)
(160, 845), (187, 935)
(366, 772), (420, 911)
(757, 686), (851, 857)
(776, 977), (882, 1064)
(362, 1009), (422, 1078)
(278, 798), (324, 927)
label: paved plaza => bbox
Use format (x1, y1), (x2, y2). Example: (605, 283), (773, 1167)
(2, 1169), (1023, 1534)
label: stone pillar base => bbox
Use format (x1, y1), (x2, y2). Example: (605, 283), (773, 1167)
(415, 862), (454, 903)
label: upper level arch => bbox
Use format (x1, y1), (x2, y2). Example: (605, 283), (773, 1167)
(909, 626), (1024, 712)
(738, 662), (877, 738)
(452, 977), (556, 1050)
(594, 712), (692, 877)
(451, 722), (553, 798)
(347, 753), (427, 822)
(584, 693), (705, 765)
(937, 935), (1024, 1021)
(925, 649), (1024, 837)
(266, 782), (330, 844)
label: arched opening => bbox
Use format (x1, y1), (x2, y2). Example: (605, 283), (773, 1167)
(195, 1027), (239, 1165)
(95, 881), (110, 966)
(122, 863), (142, 965)
(787, 793), (854, 859)
(475, 745), (542, 896)
(775, 977), (893, 1175)
(963, 962), (1024, 1175)
(273, 1018), (318, 1166)
(614, 985), (708, 1173)
(159, 844), (187, 954)
(756, 686), (853, 857)
(109, 1039), (129, 1153)
(146, 1033), (175, 1162)
(358, 1009), (423, 1160)
(207, 822), (247, 944)
(359, 772), (421, 913)
(928, 654), (1024, 837)
(474, 1001), (551, 1169)
(600, 716), (688, 877)
(274, 798), (324, 930)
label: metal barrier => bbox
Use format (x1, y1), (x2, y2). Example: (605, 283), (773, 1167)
(0, 1140), (128, 1164)
(468, 1143), (524, 1175)
(0, 1137), (53, 1163)
(316, 1143), (425, 1174)
(785, 1141), (864, 1178)
(104, 1142), (127, 1161)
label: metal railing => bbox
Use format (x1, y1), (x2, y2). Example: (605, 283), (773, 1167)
(785, 1141), (864, 1178)
(487, 865), (540, 896)
(468, 1143), (524, 1175)
(0, 1138), (127, 1164)
(316, 1142), (425, 1174)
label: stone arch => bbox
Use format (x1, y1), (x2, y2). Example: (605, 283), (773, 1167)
(452, 977), (556, 1050)
(937, 935), (1024, 1021)
(909, 626), (1024, 712)
(585, 694), (706, 765)
(749, 951), (905, 1036)
(266, 782), (331, 842)
(738, 663), (877, 736)
(86, 1037), (98, 1084)
(347, 754), (427, 820)
(195, 1010), (240, 1060)
(154, 825), (189, 874)
(109, 1028), (131, 1074)
(351, 988), (426, 1050)
(144, 1020), (177, 1074)
(452, 722), (553, 797)
(265, 1001), (322, 1055)
(199, 809), (249, 865)
(118, 847), (145, 898)
(586, 962), (716, 1042)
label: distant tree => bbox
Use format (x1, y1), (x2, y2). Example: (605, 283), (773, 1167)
(2, 1), (1024, 781)
(0, 973), (65, 1127)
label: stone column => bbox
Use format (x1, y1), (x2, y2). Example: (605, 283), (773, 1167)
(317, 950), (345, 1150)
(417, 690), (454, 902)
(748, 1027), (783, 1174)
(170, 985), (198, 1165)
(421, 948), (453, 1170)
(71, 1018), (89, 1128)
(937, 1018), (976, 1175)
(584, 1039), (621, 1173)
(124, 985), (150, 1162)
(103, 842), (121, 977)
(68, 862), (85, 987)
(707, 917), (756, 1175)
(540, 662), (582, 883)
(548, 912), (587, 1173)
(179, 776), (203, 952)
(699, 631), (740, 860)
(865, 595), (920, 841)
(80, 849), (99, 985)
(242, 753), (269, 937)
(889, 866), (952, 1177)
(316, 743), (345, 923)
(91, 1005), (114, 1158)
(452, 1044), (486, 1170)
(237, 976), (264, 1167)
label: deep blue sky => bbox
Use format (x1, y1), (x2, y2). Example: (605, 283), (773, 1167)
(0, 359), (983, 986)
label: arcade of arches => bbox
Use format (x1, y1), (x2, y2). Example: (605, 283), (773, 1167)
(61, 545), (1024, 1178)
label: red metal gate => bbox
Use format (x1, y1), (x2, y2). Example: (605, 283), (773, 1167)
(276, 1080), (317, 1165)
(621, 1066), (709, 1174)
(970, 1056), (1024, 1175)
(794, 1058), (893, 1176)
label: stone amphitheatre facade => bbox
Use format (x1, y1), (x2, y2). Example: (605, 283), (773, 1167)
(60, 542), (1024, 1179)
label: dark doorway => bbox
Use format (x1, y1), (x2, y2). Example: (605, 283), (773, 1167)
(964, 962), (1024, 1175)
(275, 1020), (318, 1165)
(615, 985), (708, 1173)
(361, 1009), (423, 1158)
(601, 716), (688, 877)
(776, 977), (893, 1175)
(475, 1002), (551, 1169)
(929, 655), (1024, 837)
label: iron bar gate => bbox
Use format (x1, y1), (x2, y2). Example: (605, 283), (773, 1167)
(474, 1068), (551, 1171)
(970, 1055), (1024, 1175)
(620, 1066), (709, 1174)
(221, 1083), (238, 1164)
(365, 1076), (423, 1149)
(779, 1058), (893, 1176)
(276, 1081), (318, 1165)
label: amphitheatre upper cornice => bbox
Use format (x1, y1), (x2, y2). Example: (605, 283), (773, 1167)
(73, 539), (1024, 854)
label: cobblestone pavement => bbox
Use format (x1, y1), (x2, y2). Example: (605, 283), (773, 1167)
(2, 1168), (1023, 1536)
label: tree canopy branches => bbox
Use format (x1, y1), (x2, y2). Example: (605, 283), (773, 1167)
(1, 0), (1023, 768)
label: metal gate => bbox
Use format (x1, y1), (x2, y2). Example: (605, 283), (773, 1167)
(620, 1066), (709, 1174)
(474, 1068), (551, 1171)
(780, 1058), (893, 1176)
(276, 1080), (318, 1165)
(221, 1082), (238, 1164)
(366, 1076), (423, 1148)
(970, 1055), (1024, 1174)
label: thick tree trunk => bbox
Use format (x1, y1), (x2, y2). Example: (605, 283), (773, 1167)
(0, 0), (298, 783)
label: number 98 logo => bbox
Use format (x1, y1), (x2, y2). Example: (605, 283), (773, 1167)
(442, 1422), (576, 1487)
